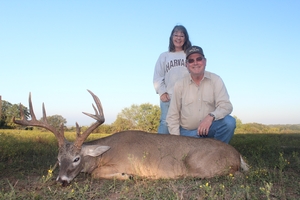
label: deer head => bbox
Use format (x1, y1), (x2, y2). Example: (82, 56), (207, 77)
(13, 90), (110, 186)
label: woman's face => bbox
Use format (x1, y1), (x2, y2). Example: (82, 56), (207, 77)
(172, 30), (185, 51)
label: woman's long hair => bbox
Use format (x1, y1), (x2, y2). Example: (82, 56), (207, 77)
(168, 25), (192, 53)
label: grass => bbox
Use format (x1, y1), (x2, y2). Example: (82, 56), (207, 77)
(0, 129), (299, 199)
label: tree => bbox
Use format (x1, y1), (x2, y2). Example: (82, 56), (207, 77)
(1, 100), (29, 129)
(135, 103), (160, 132)
(111, 117), (134, 132)
(112, 103), (160, 133)
(95, 124), (113, 134)
(43, 115), (67, 130)
(233, 116), (243, 133)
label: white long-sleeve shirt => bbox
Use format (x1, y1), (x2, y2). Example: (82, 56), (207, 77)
(167, 71), (233, 135)
(153, 51), (188, 98)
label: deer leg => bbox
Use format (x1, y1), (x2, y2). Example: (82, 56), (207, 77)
(92, 167), (133, 180)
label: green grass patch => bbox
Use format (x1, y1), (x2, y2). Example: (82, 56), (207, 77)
(0, 130), (299, 199)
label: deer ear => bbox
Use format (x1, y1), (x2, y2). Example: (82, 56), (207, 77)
(82, 145), (111, 157)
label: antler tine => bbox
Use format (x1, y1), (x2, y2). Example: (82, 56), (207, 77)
(76, 122), (81, 137)
(41, 103), (47, 122)
(74, 90), (105, 149)
(13, 93), (36, 125)
(28, 92), (37, 121)
(13, 92), (66, 148)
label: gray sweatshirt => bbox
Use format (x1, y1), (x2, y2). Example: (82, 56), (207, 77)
(153, 51), (188, 98)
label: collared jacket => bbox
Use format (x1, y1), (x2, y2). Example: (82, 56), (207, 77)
(166, 71), (233, 135)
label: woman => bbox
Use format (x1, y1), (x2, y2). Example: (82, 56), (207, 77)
(153, 25), (192, 134)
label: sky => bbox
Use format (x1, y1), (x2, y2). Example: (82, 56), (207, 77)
(1, 0), (300, 126)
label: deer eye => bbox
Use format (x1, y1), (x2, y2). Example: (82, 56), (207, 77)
(73, 157), (80, 163)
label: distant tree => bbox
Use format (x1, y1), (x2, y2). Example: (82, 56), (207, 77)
(95, 124), (113, 134)
(66, 123), (113, 134)
(42, 115), (67, 131)
(1, 100), (29, 129)
(233, 116), (242, 130)
(135, 103), (160, 132)
(66, 126), (76, 132)
(79, 126), (89, 133)
(112, 103), (160, 133)
(112, 115), (135, 132)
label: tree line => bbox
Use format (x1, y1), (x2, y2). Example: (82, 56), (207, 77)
(1, 99), (299, 134)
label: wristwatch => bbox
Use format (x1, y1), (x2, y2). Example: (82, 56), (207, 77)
(208, 113), (215, 120)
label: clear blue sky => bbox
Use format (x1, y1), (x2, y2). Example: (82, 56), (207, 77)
(1, 0), (299, 126)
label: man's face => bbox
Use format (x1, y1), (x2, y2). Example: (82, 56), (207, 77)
(186, 53), (206, 76)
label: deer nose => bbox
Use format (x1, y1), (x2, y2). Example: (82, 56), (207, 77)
(61, 180), (69, 187)
(56, 176), (70, 187)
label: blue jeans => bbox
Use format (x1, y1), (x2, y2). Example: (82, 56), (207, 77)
(157, 100), (170, 134)
(179, 115), (236, 144)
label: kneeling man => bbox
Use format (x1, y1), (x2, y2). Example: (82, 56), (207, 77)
(166, 46), (236, 144)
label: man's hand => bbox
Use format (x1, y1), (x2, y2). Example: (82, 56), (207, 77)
(160, 93), (170, 102)
(197, 115), (214, 136)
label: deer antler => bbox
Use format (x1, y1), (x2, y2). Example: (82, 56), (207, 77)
(73, 90), (105, 149)
(13, 93), (66, 148)
(13, 90), (105, 149)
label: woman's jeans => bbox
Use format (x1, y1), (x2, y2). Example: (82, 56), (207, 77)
(157, 100), (170, 134)
(179, 115), (236, 144)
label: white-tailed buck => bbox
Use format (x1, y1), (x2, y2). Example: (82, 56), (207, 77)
(14, 90), (249, 186)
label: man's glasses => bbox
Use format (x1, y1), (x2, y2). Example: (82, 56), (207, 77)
(187, 57), (204, 64)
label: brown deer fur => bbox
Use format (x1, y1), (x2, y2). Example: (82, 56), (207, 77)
(13, 90), (248, 186)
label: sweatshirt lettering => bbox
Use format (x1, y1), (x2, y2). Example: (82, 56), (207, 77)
(166, 59), (185, 72)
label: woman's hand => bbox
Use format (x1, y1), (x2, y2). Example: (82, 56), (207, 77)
(160, 93), (170, 102)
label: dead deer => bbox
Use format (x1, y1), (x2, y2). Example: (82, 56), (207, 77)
(13, 90), (249, 186)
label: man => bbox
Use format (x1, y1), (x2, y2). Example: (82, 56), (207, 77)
(166, 46), (236, 144)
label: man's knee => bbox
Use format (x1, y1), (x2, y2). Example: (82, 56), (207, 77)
(223, 115), (236, 130)
(212, 115), (235, 143)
